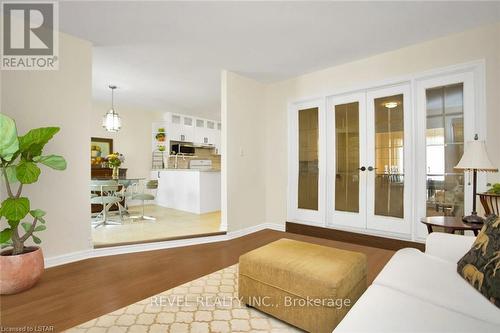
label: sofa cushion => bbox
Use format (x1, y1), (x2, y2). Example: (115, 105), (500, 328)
(333, 285), (500, 333)
(373, 248), (500, 325)
(425, 232), (475, 263)
(457, 215), (500, 308)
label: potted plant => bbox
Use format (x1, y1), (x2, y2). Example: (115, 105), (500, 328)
(0, 114), (67, 294)
(155, 132), (166, 142)
(487, 183), (500, 195)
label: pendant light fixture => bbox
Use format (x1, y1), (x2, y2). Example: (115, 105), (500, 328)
(102, 85), (122, 132)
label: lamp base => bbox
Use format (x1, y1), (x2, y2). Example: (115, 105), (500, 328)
(462, 213), (485, 224)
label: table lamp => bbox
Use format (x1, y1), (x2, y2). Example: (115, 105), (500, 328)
(455, 135), (498, 224)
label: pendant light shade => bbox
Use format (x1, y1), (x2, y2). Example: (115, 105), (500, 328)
(102, 85), (122, 132)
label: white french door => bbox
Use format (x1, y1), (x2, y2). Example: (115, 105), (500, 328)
(326, 84), (412, 236)
(366, 84), (412, 235)
(414, 71), (476, 240)
(288, 98), (326, 226)
(326, 92), (367, 229)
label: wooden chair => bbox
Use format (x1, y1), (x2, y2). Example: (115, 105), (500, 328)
(478, 192), (500, 216)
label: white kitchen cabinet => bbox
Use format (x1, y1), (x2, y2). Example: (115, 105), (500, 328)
(154, 113), (221, 153)
(194, 119), (206, 144)
(193, 118), (221, 147)
(168, 114), (194, 142)
(206, 120), (215, 130)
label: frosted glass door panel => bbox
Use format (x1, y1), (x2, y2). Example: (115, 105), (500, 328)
(335, 102), (360, 213)
(374, 94), (405, 218)
(298, 107), (319, 210)
(366, 83), (411, 235)
(425, 83), (464, 218)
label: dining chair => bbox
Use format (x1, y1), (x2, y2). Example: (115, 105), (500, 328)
(479, 192), (500, 216)
(117, 179), (140, 214)
(90, 180), (123, 228)
(131, 180), (158, 221)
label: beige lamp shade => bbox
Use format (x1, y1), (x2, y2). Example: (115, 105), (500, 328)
(455, 140), (498, 172)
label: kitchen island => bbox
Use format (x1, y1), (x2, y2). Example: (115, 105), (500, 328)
(151, 169), (221, 214)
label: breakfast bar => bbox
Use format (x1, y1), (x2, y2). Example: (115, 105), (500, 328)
(152, 169), (221, 214)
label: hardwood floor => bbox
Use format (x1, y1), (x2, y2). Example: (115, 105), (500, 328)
(0, 229), (395, 332)
(286, 222), (426, 251)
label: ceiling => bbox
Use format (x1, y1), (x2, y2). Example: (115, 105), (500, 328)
(59, 1), (500, 120)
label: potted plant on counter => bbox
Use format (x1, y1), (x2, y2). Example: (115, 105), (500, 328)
(0, 114), (67, 294)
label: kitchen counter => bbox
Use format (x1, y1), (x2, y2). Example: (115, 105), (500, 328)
(150, 169), (221, 214)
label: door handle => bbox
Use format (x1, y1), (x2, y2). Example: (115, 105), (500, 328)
(367, 166), (377, 171)
(358, 166), (366, 171)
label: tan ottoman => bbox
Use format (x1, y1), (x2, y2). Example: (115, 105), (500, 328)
(238, 238), (367, 333)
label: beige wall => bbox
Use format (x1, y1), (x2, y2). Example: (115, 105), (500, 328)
(222, 71), (267, 231)
(1, 32), (93, 258)
(262, 22), (500, 226)
(91, 103), (163, 179)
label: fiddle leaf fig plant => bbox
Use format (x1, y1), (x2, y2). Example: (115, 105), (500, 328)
(0, 114), (66, 255)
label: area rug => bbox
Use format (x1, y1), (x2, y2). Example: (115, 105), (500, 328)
(67, 265), (301, 333)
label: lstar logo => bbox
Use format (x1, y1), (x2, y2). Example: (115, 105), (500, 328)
(1, 1), (59, 70)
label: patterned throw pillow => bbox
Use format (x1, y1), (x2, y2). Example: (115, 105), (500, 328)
(457, 215), (500, 308)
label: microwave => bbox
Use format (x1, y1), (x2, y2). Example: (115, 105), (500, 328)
(170, 142), (195, 155)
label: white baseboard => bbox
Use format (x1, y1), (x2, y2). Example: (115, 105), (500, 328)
(44, 249), (93, 268)
(44, 222), (286, 268)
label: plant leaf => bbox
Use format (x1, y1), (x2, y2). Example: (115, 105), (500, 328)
(0, 197), (30, 221)
(7, 220), (20, 228)
(1, 241), (12, 249)
(21, 222), (31, 233)
(4, 165), (18, 183)
(0, 228), (12, 243)
(33, 155), (67, 170)
(16, 161), (41, 184)
(18, 127), (60, 159)
(34, 225), (46, 232)
(30, 209), (46, 218)
(32, 235), (41, 244)
(0, 114), (19, 162)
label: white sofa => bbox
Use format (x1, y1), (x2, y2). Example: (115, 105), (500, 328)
(334, 233), (500, 333)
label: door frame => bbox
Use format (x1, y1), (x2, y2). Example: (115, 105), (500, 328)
(287, 98), (326, 226)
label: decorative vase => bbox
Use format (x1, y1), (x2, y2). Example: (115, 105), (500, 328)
(0, 247), (44, 295)
(112, 166), (119, 179)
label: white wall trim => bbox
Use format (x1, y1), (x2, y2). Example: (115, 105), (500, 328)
(44, 249), (94, 268)
(44, 223), (284, 268)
